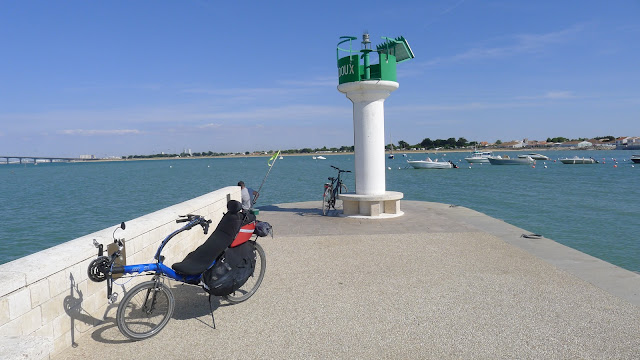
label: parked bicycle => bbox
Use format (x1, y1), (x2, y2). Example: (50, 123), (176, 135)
(87, 200), (269, 340)
(322, 165), (351, 215)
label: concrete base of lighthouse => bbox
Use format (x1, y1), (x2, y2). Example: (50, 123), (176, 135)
(339, 191), (404, 219)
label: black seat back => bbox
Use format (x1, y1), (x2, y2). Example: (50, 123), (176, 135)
(172, 200), (245, 275)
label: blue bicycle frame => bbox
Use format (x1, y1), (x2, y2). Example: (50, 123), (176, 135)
(104, 215), (212, 301)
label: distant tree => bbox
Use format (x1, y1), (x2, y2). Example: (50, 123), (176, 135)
(398, 140), (409, 149)
(433, 139), (446, 148)
(495, 140), (503, 145)
(300, 148), (313, 153)
(547, 137), (569, 143)
(420, 138), (433, 149)
(456, 137), (468, 148)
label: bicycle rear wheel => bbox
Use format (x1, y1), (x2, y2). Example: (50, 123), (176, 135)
(225, 242), (266, 304)
(322, 186), (332, 216)
(116, 280), (175, 340)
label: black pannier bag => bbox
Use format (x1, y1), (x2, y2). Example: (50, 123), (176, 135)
(254, 221), (272, 237)
(202, 241), (256, 296)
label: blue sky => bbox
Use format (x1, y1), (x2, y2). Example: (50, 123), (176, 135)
(1, 0), (638, 157)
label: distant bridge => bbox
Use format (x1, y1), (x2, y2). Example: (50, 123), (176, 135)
(0, 156), (96, 164)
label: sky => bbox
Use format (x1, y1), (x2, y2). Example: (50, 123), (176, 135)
(0, 0), (638, 157)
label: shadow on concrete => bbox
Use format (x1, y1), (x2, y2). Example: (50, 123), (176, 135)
(171, 284), (226, 330)
(85, 283), (225, 344)
(258, 205), (327, 216)
(64, 274), (102, 348)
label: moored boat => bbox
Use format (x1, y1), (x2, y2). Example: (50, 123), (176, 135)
(518, 153), (550, 161)
(464, 150), (493, 163)
(559, 157), (598, 164)
(407, 157), (456, 169)
(631, 155), (640, 163)
(488, 155), (534, 165)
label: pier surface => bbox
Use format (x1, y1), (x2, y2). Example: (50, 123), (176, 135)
(56, 201), (640, 359)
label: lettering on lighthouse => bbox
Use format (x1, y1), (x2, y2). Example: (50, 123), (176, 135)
(337, 55), (360, 84)
(338, 63), (354, 77)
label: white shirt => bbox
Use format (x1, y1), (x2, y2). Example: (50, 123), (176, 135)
(240, 187), (251, 210)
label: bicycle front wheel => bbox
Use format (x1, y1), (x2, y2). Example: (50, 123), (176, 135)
(116, 280), (175, 340)
(322, 186), (332, 216)
(225, 242), (266, 304)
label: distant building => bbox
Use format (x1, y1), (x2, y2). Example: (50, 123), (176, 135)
(615, 137), (629, 147)
(559, 141), (579, 147)
(559, 141), (592, 148)
(498, 140), (525, 148)
(525, 140), (549, 148)
(617, 136), (640, 150)
(79, 155), (95, 159)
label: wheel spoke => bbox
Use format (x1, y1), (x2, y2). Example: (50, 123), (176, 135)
(117, 281), (174, 340)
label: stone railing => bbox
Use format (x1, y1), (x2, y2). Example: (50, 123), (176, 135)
(0, 186), (240, 359)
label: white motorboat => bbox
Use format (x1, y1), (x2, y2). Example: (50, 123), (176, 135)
(407, 158), (456, 169)
(464, 150), (493, 163)
(518, 153), (550, 161)
(488, 155), (534, 165)
(559, 157), (598, 164)
(313, 156), (326, 160)
(631, 155), (640, 164)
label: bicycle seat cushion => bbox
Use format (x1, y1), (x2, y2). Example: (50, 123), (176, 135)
(172, 208), (244, 276)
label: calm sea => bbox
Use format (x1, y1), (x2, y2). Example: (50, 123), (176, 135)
(1, 150), (638, 272)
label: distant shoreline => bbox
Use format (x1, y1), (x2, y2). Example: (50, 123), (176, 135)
(96, 147), (617, 162)
(0, 147), (620, 165)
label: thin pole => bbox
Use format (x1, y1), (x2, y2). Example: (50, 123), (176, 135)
(253, 150), (280, 205)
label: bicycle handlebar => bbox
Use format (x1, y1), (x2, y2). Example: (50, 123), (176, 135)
(330, 165), (351, 173)
(176, 214), (212, 234)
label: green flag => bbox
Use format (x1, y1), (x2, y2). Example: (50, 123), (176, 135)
(268, 150), (280, 167)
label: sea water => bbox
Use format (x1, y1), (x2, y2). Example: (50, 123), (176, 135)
(1, 151), (638, 272)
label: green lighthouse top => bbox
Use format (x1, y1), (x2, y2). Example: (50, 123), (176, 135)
(337, 33), (414, 85)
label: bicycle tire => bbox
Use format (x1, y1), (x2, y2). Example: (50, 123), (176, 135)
(116, 280), (175, 340)
(322, 186), (332, 216)
(225, 242), (266, 304)
(339, 184), (348, 194)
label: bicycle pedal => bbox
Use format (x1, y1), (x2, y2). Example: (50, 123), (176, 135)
(108, 292), (119, 304)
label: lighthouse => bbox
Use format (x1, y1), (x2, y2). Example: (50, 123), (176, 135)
(337, 33), (414, 218)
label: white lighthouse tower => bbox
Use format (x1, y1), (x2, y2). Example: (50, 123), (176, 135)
(336, 33), (414, 218)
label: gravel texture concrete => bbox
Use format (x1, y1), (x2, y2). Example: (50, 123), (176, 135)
(55, 201), (640, 359)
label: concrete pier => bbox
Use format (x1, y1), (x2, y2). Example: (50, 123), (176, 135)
(53, 201), (640, 359)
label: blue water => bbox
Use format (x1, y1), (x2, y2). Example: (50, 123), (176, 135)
(1, 151), (638, 272)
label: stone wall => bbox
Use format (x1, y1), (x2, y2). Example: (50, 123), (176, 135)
(0, 186), (240, 359)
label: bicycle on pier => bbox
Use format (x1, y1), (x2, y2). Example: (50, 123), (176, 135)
(322, 165), (351, 215)
(87, 200), (269, 340)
